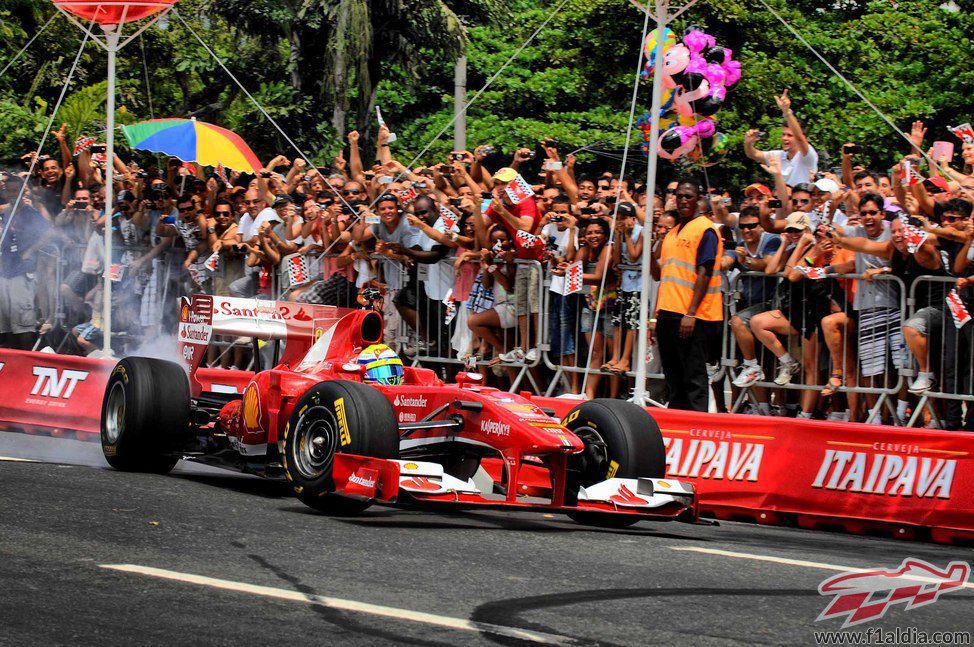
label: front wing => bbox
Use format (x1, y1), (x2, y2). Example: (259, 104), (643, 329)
(330, 454), (696, 521)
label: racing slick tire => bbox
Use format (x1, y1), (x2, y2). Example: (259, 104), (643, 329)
(562, 399), (665, 528)
(282, 380), (399, 516)
(100, 357), (190, 474)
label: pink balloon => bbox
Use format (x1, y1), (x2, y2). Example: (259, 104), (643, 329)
(704, 63), (727, 87)
(722, 59), (742, 86)
(683, 29), (714, 55)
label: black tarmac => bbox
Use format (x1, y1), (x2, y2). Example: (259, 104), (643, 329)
(1, 431), (971, 646)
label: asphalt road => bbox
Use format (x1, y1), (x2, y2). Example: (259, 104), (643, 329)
(1, 430), (972, 646)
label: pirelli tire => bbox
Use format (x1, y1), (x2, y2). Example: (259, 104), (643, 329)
(282, 380), (399, 516)
(562, 398), (666, 528)
(100, 357), (190, 474)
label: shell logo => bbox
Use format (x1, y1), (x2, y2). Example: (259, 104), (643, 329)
(243, 385), (261, 430)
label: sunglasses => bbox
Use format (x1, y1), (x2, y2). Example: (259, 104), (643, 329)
(925, 185), (945, 194)
(859, 209), (881, 217)
(343, 189), (363, 195)
(665, 188), (677, 194)
(598, 184), (610, 190)
(178, 205), (195, 213)
(791, 198), (811, 206)
(941, 215), (964, 223)
(738, 222), (760, 230)
(675, 193), (696, 200)
(784, 227), (804, 233)
(215, 211), (232, 217)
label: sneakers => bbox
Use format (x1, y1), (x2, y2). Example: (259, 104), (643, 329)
(908, 372), (936, 395)
(774, 360), (801, 386)
(498, 347), (526, 363)
(732, 363), (765, 388)
(707, 363), (720, 384)
(525, 347), (539, 363)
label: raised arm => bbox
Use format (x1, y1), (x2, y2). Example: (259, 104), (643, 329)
(348, 130), (365, 184)
(776, 89), (809, 156)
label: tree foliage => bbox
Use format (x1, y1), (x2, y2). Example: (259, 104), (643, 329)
(0, 0), (971, 188)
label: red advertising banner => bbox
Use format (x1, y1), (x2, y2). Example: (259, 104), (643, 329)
(536, 398), (974, 542)
(1, 348), (971, 543)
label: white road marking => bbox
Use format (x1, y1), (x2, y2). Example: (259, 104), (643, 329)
(670, 546), (974, 590)
(0, 456), (37, 462)
(100, 564), (578, 645)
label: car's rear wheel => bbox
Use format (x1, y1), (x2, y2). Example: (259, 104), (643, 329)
(562, 399), (666, 528)
(282, 380), (399, 515)
(101, 357), (190, 473)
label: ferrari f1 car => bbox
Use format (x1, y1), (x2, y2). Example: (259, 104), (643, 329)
(100, 294), (696, 527)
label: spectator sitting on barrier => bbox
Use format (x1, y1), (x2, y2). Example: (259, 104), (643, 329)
(749, 213), (832, 410)
(468, 226), (517, 367)
(727, 207), (781, 406)
(605, 201), (642, 379)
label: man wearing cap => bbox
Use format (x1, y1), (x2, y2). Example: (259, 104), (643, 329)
(743, 90), (818, 187)
(649, 180), (723, 411)
(486, 167), (543, 363)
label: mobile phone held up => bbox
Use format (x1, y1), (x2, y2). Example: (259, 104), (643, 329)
(543, 160), (563, 172)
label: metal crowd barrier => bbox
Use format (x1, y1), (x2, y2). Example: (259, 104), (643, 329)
(726, 270), (912, 424)
(904, 275), (974, 429)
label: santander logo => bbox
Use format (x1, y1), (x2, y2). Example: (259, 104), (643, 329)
(394, 394), (428, 408)
(348, 473), (376, 489)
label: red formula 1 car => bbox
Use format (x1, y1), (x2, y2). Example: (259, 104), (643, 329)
(100, 294), (696, 527)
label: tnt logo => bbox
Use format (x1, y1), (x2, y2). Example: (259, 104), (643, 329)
(817, 558), (970, 628)
(30, 367), (89, 399)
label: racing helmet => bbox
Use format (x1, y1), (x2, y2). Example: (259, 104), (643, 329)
(356, 344), (404, 386)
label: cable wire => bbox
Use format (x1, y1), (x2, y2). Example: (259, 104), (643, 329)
(579, 0), (653, 397)
(753, 0), (938, 168)
(1, 20), (92, 252)
(0, 14), (57, 79)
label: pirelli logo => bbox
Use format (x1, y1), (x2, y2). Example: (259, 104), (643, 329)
(335, 398), (351, 446)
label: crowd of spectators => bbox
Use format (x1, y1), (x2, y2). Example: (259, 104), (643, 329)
(1, 94), (973, 429)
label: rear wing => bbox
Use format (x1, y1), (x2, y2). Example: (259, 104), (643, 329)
(177, 294), (361, 396)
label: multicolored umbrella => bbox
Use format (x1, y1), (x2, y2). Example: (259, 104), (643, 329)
(121, 118), (262, 173)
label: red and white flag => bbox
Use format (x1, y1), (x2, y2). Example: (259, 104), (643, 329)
(947, 289), (972, 329)
(901, 161), (923, 187)
(562, 261), (584, 295)
(398, 188), (418, 204)
(438, 204), (458, 230)
(215, 163), (229, 186)
(504, 174), (534, 205)
(514, 229), (545, 254)
(285, 253), (310, 287)
(795, 265), (827, 280)
(443, 289), (457, 325)
(899, 215), (928, 254)
(950, 123), (974, 144)
(108, 263), (124, 282)
(204, 252), (220, 272)
(73, 136), (95, 157)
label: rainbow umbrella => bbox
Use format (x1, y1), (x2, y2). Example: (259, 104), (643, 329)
(121, 118), (262, 173)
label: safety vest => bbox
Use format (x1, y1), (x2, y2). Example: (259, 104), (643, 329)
(656, 215), (724, 321)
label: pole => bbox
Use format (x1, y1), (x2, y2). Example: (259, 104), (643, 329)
(102, 25), (120, 356)
(632, 0), (667, 406)
(453, 56), (467, 152)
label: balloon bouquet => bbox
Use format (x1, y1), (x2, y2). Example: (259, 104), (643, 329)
(636, 25), (740, 167)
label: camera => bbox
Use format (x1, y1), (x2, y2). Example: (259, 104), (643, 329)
(341, 204), (355, 215)
(480, 146), (494, 156)
(437, 164), (452, 174)
(843, 144), (859, 155)
(259, 171), (272, 178)
(451, 153), (465, 162)
(550, 215), (563, 222)
(521, 151), (535, 160)
(754, 131), (766, 141)
(481, 191), (493, 200)
(449, 198), (462, 207)
(580, 207), (596, 215)
(413, 181), (428, 189)
(91, 145), (106, 154)
(768, 199), (783, 209)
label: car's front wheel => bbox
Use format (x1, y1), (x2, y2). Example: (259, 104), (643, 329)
(562, 399), (666, 528)
(282, 380), (399, 515)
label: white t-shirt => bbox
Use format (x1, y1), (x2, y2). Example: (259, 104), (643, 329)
(418, 216), (458, 301)
(541, 222), (577, 292)
(768, 146), (819, 187)
(238, 207), (277, 242)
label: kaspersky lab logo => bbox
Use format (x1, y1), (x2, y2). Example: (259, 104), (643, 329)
(816, 558), (970, 628)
